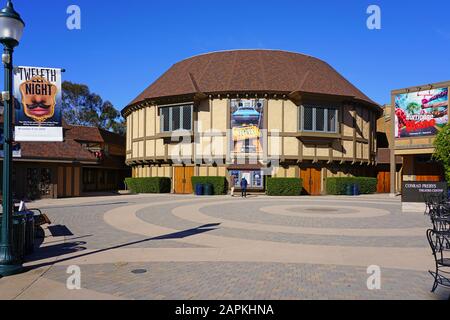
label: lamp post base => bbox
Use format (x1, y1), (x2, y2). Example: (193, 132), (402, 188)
(0, 263), (23, 277)
(0, 246), (23, 277)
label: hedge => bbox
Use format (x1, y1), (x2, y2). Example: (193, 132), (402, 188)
(191, 176), (228, 195)
(326, 177), (377, 195)
(125, 177), (172, 194)
(267, 178), (303, 196)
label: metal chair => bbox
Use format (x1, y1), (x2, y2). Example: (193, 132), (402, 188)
(427, 229), (450, 293)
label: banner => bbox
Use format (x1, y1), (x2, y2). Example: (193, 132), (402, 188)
(14, 66), (63, 142)
(395, 88), (448, 138)
(230, 99), (264, 154)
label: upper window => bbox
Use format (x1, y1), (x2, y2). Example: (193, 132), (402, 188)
(300, 105), (339, 133)
(160, 104), (193, 132)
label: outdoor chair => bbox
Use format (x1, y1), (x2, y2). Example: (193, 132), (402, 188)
(427, 229), (450, 293)
(425, 195), (450, 218)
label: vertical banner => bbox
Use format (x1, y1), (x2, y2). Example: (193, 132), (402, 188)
(230, 99), (265, 154)
(14, 66), (63, 142)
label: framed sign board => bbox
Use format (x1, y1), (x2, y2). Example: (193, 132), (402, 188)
(402, 181), (448, 203)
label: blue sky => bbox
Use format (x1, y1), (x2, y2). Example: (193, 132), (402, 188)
(10, 0), (450, 111)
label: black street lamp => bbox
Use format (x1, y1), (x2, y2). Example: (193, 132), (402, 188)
(0, 0), (24, 277)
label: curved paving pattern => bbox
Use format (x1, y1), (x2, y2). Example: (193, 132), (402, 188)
(2, 194), (447, 300)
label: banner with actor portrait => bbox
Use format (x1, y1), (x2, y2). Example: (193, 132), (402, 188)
(14, 66), (63, 142)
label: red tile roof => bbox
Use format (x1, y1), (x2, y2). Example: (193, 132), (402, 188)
(17, 124), (125, 164)
(123, 50), (378, 115)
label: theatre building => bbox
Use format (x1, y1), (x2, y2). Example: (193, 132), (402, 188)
(0, 121), (130, 199)
(122, 50), (382, 195)
(388, 81), (449, 193)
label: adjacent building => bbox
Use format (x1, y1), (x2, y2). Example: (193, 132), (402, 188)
(388, 81), (449, 193)
(122, 50), (382, 195)
(1, 121), (130, 199)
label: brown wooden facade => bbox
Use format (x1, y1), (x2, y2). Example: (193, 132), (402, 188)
(2, 123), (131, 200)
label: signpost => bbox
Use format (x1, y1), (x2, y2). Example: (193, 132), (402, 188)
(402, 181), (448, 203)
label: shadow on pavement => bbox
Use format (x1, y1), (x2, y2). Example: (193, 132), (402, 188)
(47, 225), (74, 237)
(24, 223), (221, 272)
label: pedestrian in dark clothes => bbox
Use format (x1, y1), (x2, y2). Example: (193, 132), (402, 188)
(241, 177), (248, 198)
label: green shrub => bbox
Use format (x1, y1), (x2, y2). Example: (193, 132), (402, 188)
(191, 176), (228, 195)
(433, 124), (450, 183)
(125, 177), (172, 194)
(267, 178), (303, 196)
(326, 177), (377, 195)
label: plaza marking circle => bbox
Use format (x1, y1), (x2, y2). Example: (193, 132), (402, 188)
(259, 204), (390, 219)
(168, 200), (426, 237)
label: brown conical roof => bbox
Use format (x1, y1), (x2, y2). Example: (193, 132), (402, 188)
(124, 49), (377, 113)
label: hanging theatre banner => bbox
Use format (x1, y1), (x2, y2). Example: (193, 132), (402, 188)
(14, 66), (63, 142)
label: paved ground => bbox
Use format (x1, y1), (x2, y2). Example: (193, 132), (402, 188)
(0, 193), (448, 300)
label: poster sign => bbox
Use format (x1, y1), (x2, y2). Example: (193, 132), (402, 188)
(395, 88), (448, 138)
(230, 99), (264, 154)
(14, 66), (63, 142)
(402, 181), (448, 203)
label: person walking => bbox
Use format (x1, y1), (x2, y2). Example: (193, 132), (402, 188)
(241, 177), (248, 198)
(230, 175), (237, 197)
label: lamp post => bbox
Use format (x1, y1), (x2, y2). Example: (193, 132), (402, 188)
(0, 0), (24, 277)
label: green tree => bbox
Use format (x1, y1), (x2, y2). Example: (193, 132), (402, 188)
(433, 124), (450, 183)
(62, 81), (125, 135)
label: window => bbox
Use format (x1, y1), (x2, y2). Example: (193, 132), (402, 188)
(160, 104), (193, 132)
(301, 105), (339, 133)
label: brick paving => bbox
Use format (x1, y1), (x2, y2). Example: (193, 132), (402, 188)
(42, 262), (445, 300)
(0, 194), (448, 300)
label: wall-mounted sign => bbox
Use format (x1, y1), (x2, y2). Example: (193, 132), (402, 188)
(14, 66), (63, 142)
(402, 181), (448, 203)
(230, 99), (264, 154)
(395, 88), (448, 138)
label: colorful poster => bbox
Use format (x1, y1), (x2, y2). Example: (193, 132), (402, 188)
(14, 66), (63, 142)
(230, 99), (264, 154)
(395, 88), (448, 138)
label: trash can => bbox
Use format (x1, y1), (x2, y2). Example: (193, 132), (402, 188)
(12, 214), (26, 261)
(345, 184), (353, 196)
(204, 183), (214, 196)
(195, 184), (204, 196)
(352, 184), (360, 196)
(23, 211), (35, 254)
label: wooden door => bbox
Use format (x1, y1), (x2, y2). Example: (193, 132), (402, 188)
(377, 171), (390, 193)
(415, 162), (443, 182)
(184, 167), (195, 194)
(416, 175), (441, 182)
(174, 167), (195, 194)
(174, 167), (185, 194)
(301, 168), (322, 196)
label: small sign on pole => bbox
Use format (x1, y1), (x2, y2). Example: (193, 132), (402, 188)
(402, 181), (448, 203)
